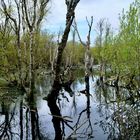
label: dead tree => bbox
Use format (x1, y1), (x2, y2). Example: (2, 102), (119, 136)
(96, 19), (105, 81)
(73, 16), (93, 76)
(51, 0), (80, 90)
(50, 29), (63, 74)
(71, 27), (76, 46)
(96, 19), (111, 82)
(47, 1), (80, 139)
(73, 18), (93, 124)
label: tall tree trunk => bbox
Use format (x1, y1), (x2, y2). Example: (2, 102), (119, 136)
(52, 8), (76, 88)
(46, 1), (80, 139)
(85, 48), (92, 76)
(16, 32), (22, 87)
(74, 16), (93, 77)
(29, 30), (35, 94)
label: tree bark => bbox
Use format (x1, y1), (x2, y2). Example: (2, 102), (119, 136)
(47, 1), (80, 139)
(29, 29), (35, 94)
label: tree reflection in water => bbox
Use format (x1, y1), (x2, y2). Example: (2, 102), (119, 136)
(95, 78), (140, 140)
(47, 83), (63, 140)
(0, 75), (140, 139)
(0, 101), (16, 140)
(27, 95), (41, 140)
(46, 73), (94, 140)
(0, 92), (48, 140)
(67, 75), (93, 139)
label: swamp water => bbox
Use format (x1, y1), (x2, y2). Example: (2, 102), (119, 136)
(0, 73), (140, 140)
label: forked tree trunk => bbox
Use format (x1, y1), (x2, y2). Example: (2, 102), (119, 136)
(74, 17), (93, 77)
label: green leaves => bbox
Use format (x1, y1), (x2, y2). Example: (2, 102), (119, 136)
(93, 0), (140, 78)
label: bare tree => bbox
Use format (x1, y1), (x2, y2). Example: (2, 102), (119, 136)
(22, 0), (49, 94)
(52, 0), (80, 88)
(104, 22), (111, 77)
(46, 1), (80, 139)
(73, 16), (94, 76)
(71, 27), (76, 46)
(95, 19), (111, 81)
(50, 29), (63, 74)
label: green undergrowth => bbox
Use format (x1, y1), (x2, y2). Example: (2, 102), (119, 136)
(0, 78), (8, 87)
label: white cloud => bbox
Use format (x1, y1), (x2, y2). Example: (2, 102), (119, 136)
(75, 0), (133, 28)
(45, 0), (134, 41)
(46, 0), (66, 25)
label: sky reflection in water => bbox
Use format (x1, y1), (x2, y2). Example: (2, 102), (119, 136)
(0, 75), (140, 140)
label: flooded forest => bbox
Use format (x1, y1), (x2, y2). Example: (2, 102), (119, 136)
(0, 0), (140, 140)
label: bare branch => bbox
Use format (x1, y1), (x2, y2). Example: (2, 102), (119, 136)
(32, 0), (37, 27)
(73, 18), (86, 46)
(22, 0), (32, 29)
(36, 0), (50, 30)
(14, 0), (21, 33)
(1, 0), (18, 31)
(86, 16), (93, 47)
(73, 16), (93, 48)
(51, 0), (80, 83)
(96, 18), (105, 48)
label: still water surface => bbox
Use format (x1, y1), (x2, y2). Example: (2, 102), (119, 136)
(0, 74), (140, 140)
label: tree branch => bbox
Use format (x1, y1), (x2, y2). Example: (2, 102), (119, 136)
(1, 0), (18, 32)
(73, 18), (86, 46)
(86, 16), (93, 48)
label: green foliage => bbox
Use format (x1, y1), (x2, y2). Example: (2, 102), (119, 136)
(63, 42), (85, 66)
(0, 0), (140, 87)
(93, 0), (140, 79)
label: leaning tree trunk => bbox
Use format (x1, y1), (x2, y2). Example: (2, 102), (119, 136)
(46, 1), (80, 140)
(50, 0), (80, 93)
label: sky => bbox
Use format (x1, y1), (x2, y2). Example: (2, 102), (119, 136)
(44, 0), (134, 43)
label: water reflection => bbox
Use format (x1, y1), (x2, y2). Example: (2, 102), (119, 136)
(0, 90), (49, 140)
(67, 75), (93, 139)
(95, 78), (140, 139)
(47, 83), (63, 140)
(27, 95), (41, 140)
(0, 74), (140, 140)
(0, 101), (14, 139)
